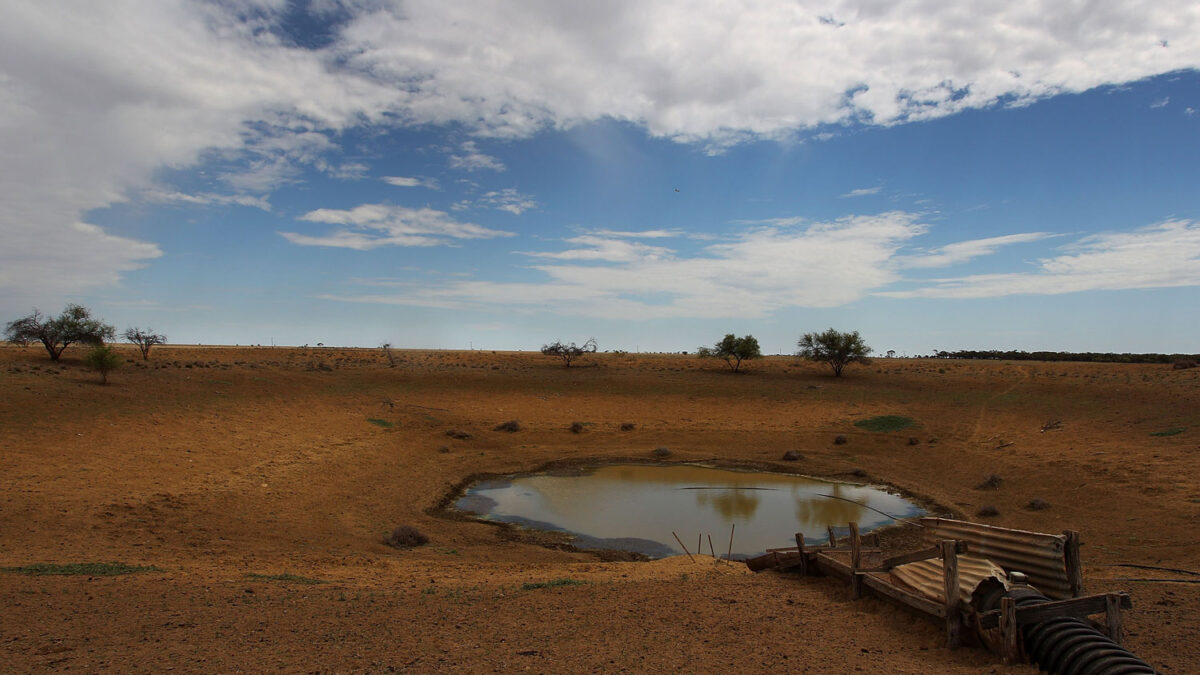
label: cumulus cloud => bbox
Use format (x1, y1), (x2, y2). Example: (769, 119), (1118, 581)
(448, 141), (506, 172)
(141, 189), (271, 211)
(382, 175), (439, 189)
(280, 203), (514, 249)
(841, 186), (882, 198)
(882, 220), (1200, 298)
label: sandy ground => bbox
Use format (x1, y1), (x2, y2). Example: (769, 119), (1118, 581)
(1, 344), (1197, 672)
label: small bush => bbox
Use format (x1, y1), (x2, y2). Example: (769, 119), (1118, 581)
(386, 525), (429, 549)
(1025, 498), (1051, 511)
(445, 429), (472, 440)
(1172, 359), (1198, 370)
(853, 415), (916, 432)
(849, 468), (868, 478)
(1150, 427), (1185, 437)
(833, 435), (848, 445)
(651, 447), (672, 458)
(437, 445), (451, 453)
(782, 450), (803, 461)
(366, 418), (394, 428)
(521, 578), (586, 591)
(569, 421), (585, 434)
(976, 505), (1000, 517)
(619, 422), (636, 431)
(975, 474), (1003, 490)
(494, 420), (522, 432)
(83, 345), (122, 384)
(907, 437), (921, 446)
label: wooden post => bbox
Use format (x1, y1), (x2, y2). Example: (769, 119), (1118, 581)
(827, 525), (838, 549)
(999, 595), (1021, 664)
(941, 539), (961, 648)
(671, 531), (696, 563)
(1064, 530), (1084, 597)
(849, 522), (863, 599)
(794, 533), (807, 575)
(1105, 593), (1124, 645)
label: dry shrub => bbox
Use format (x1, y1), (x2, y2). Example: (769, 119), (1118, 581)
(850, 468), (868, 478)
(569, 421), (585, 434)
(975, 474), (1003, 490)
(385, 525), (429, 549)
(445, 429), (472, 440)
(619, 422), (636, 432)
(782, 451), (803, 461)
(833, 435), (848, 445)
(1173, 359), (1198, 370)
(976, 505), (1000, 517)
(907, 437), (921, 446)
(651, 447), (671, 458)
(1025, 498), (1051, 511)
(494, 420), (522, 432)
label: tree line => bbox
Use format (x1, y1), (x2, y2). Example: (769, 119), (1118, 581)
(929, 349), (1200, 364)
(4, 304), (166, 384)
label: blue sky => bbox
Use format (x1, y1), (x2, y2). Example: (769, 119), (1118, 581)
(2, 1), (1199, 354)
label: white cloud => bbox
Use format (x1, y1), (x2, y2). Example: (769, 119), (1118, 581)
(841, 186), (882, 198)
(897, 232), (1056, 269)
(141, 189), (271, 211)
(592, 229), (684, 239)
(280, 203), (514, 249)
(324, 212), (927, 318)
(448, 141), (506, 172)
(1151, 96), (1171, 108)
(883, 220), (1200, 298)
(382, 175), (439, 189)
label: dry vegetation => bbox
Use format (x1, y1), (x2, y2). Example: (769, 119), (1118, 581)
(1, 344), (1198, 672)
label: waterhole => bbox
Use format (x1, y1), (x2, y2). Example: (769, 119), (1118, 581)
(455, 463), (923, 559)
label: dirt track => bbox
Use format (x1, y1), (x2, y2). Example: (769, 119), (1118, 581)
(1, 345), (1197, 672)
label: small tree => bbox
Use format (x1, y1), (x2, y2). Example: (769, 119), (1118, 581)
(797, 328), (872, 376)
(4, 304), (115, 361)
(123, 327), (166, 360)
(541, 338), (598, 367)
(83, 345), (122, 384)
(380, 342), (396, 366)
(697, 333), (761, 372)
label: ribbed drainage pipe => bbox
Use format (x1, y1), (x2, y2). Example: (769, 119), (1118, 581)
(990, 588), (1156, 674)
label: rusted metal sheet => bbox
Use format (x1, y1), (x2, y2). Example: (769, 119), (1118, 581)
(890, 554), (1008, 606)
(920, 518), (1073, 599)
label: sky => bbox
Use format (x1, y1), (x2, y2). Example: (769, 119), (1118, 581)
(2, 1), (1200, 355)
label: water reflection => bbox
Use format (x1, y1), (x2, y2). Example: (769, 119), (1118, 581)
(455, 463), (923, 559)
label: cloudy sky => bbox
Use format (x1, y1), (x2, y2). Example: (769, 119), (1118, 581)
(3, 0), (1199, 354)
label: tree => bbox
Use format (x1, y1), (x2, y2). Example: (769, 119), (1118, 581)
(541, 338), (598, 367)
(82, 345), (122, 384)
(797, 328), (872, 376)
(697, 333), (761, 372)
(124, 327), (166, 360)
(4, 305), (115, 361)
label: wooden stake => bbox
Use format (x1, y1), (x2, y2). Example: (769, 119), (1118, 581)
(1064, 530), (1084, 597)
(1105, 593), (1124, 645)
(708, 534), (717, 562)
(941, 539), (962, 648)
(794, 532), (808, 575)
(726, 523), (735, 565)
(671, 531), (696, 563)
(827, 525), (838, 549)
(999, 595), (1020, 664)
(849, 522), (863, 599)
(698, 534), (702, 558)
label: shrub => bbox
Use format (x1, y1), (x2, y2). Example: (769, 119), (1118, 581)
(569, 421), (585, 434)
(1025, 498), (1051, 511)
(385, 525), (429, 549)
(782, 451), (803, 461)
(1172, 359), (1197, 370)
(619, 422), (636, 431)
(494, 420), (522, 432)
(83, 345), (122, 384)
(907, 437), (921, 446)
(975, 474), (1003, 490)
(651, 447), (672, 458)
(833, 435), (848, 445)
(976, 505), (1000, 517)
(445, 429), (472, 440)
(854, 415), (916, 432)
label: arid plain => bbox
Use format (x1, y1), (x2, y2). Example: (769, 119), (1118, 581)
(1, 345), (1197, 672)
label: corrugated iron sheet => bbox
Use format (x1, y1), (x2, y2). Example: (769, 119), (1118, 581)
(890, 554), (1008, 606)
(920, 517), (1072, 599)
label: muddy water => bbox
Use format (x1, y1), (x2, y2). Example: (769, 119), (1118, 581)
(455, 464), (923, 559)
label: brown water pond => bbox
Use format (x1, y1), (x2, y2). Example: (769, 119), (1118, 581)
(455, 463), (924, 559)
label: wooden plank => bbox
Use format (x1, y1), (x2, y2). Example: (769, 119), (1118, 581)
(1064, 530), (1084, 597)
(1105, 593), (1123, 645)
(860, 574), (945, 618)
(863, 542), (969, 572)
(849, 522), (863, 600)
(999, 596), (1022, 664)
(942, 539), (962, 648)
(977, 593), (1132, 629)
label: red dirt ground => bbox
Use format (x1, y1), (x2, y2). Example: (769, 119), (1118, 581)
(1, 345), (1197, 672)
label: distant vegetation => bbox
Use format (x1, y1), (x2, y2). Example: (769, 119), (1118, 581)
(930, 349), (1200, 364)
(541, 338), (598, 367)
(696, 333), (761, 372)
(854, 415), (916, 432)
(124, 327), (166, 360)
(4, 304), (114, 361)
(83, 344), (122, 384)
(798, 328), (872, 377)
(3, 562), (161, 576)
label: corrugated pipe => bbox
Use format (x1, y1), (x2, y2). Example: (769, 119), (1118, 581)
(977, 586), (1156, 674)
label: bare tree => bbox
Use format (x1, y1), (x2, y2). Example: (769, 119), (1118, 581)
(380, 342), (396, 366)
(5, 305), (115, 361)
(124, 327), (166, 360)
(541, 338), (598, 367)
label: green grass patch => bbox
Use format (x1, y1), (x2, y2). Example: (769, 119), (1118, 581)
(246, 572), (326, 584)
(366, 417), (395, 428)
(520, 578), (586, 591)
(1150, 427), (1186, 437)
(2, 562), (161, 576)
(853, 415), (917, 432)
